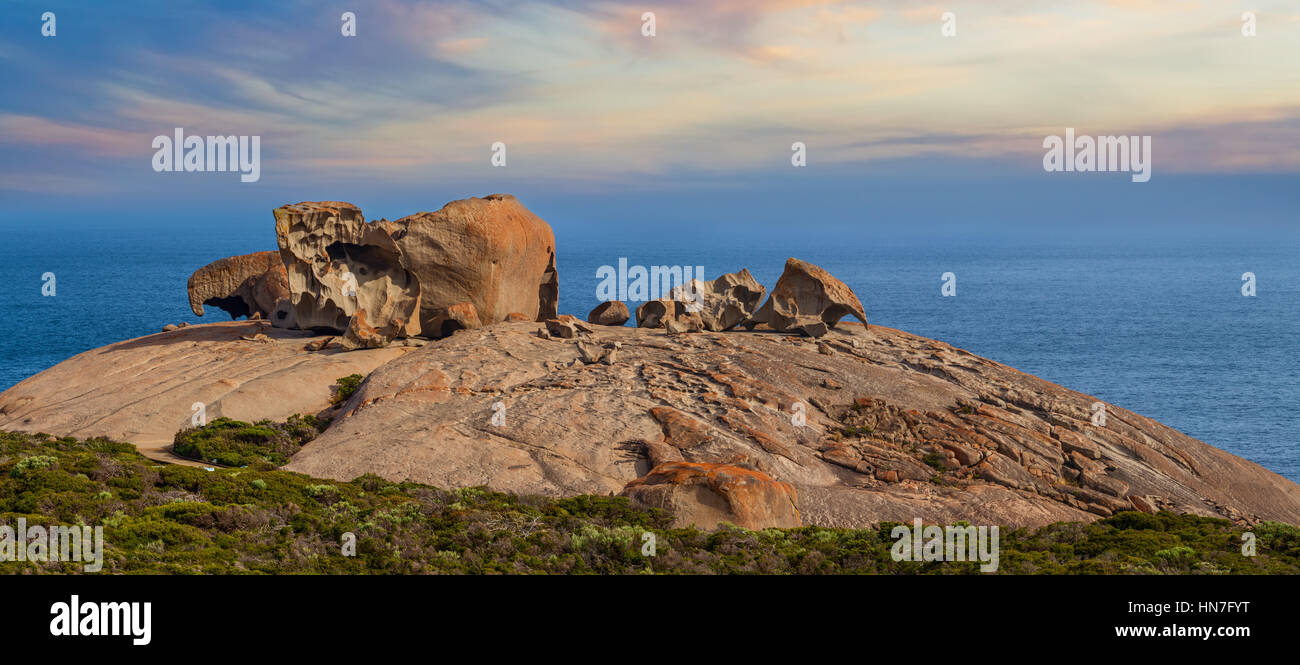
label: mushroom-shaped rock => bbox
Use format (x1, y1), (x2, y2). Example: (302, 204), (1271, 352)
(621, 461), (801, 530)
(187, 251), (293, 325)
(587, 300), (630, 326)
(747, 258), (866, 334)
(390, 194), (558, 336)
(273, 201), (422, 350)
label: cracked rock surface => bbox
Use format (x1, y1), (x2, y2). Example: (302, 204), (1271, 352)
(281, 320), (1300, 528)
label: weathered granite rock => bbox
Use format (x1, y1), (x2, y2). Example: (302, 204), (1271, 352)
(682, 269), (767, 332)
(273, 201), (422, 349)
(633, 269), (764, 334)
(444, 302), (482, 333)
(187, 251), (293, 325)
(274, 320), (1300, 529)
(621, 461), (801, 529)
(747, 258), (867, 335)
(587, 301), (630, 326)
(635, 299), (704, 333)
(0, 322), (410, 464)
(5, 307), (1299, 529)
(390, 194), (557, 336)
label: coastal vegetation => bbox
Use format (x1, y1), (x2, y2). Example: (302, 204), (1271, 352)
(2, 429), (1297, 574)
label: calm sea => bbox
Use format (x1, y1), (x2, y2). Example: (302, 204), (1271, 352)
(2, 220), (1296, 482)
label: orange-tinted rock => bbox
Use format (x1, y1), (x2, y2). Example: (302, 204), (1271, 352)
(444, 302), (482, 334)
(587, 301), (630, 326)
(621, 461), (801, 530)
(650, 406), (712, 449)
(273, 201), (422, 349)
(392, 194), (557, 335)
(635, 299), (703, 333)
(747, 258), (866, 333)
(505, 312), (530, 322)
(187, 251), (293, 325)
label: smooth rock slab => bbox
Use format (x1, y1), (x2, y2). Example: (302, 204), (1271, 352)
(0, 322), (410, 464)
(285, 320), (1300, 528)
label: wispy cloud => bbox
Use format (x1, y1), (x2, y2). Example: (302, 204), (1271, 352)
(1, 0), (1298, 197)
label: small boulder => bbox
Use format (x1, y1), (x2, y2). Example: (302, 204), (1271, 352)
(443, 302), (482, 334)
(635, 299), (703, 333)
(587, 301), (630, 326)
(621, 461), (801, 530)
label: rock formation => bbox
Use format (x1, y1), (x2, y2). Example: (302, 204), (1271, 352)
(5, 317), (1300, 529)
(747, 258), (867, 337)
(273, 320), (1300, 528)
(274, 201), (422, 349)
(187, 251), (293, 325)
(0, 321), (409, 464)
(635, 268), (766, 334)
(621, 461), (801, 529)
(390, 194), (558, 336)
(686, 268), (767, 332)
(635, 299), (703, 333)
(5, 196), (1299, 531)
(587, 301), (629, 326)
(270, 195), (558, 347)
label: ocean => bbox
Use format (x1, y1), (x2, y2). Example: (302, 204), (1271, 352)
(2, 218), (1297, 483)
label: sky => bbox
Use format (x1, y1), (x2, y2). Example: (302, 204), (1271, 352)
(1, 0), (1298, 230)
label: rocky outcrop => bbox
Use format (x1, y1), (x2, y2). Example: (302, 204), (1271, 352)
(635, 299), (703, 333)
(633, 269), (765, 334)
(274, 201), (422, 349)
(587, 301), (629, 326)
(269, 195), (557, 348)
(685, 269), (767, 331)
(5, 318), (1300, 528)
(747, 258), (867, 337)
(8, 235), (1300, 530)
(0, 321), (410, 464)
(621, 461), (801, 529)
(391, 194), (557, 337)
(268, 320), (1300, 529)
(187, 251), (293, 325)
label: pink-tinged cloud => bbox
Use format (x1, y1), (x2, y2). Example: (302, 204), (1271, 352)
(0, 115), (145, 157)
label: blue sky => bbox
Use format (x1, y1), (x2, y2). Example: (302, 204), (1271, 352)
(1, 0), (1298, 230)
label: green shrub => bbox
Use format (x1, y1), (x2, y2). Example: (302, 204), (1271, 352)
(3, 429), (1299, 575)
(172, 415), (323, 468)
(332, 374), (364, 405)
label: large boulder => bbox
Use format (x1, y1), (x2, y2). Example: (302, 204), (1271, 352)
(187, 251), (293, 325)
(391, 194), (558, 337)
(747, 258), (867, 336)
(273, 201), (422, 349)
(621, 461), (802, 529)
